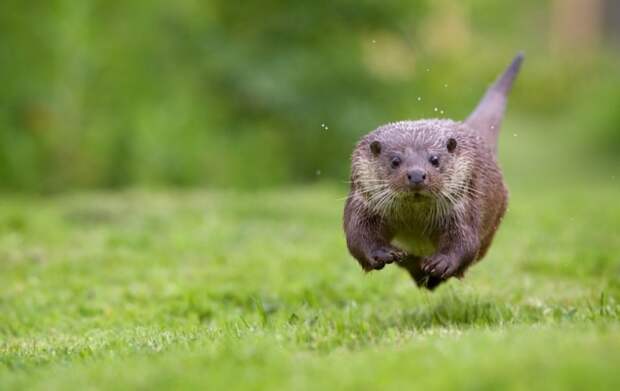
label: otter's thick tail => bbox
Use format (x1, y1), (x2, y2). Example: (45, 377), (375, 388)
(465, 52), (524, 154)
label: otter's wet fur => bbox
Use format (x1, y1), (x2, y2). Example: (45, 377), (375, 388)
(343, 53), (523, 290)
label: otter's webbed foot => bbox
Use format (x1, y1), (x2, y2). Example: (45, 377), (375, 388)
(421, 254), (459, 279)
(417, 275), (444, 290)
(368, 246), (406, 270)
(399, 258), (445, 290)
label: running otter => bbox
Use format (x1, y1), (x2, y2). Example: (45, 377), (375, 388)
(343, 53), (523, 289)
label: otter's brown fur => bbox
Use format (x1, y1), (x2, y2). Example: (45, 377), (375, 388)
(343, 53), (523, 289)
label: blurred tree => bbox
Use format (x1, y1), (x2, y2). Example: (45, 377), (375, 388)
(551, 0), (602, 52)
(0, 0), (617, 192)
(603, 0), (620, 47)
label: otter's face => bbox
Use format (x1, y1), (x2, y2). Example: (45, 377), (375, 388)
(368, 136), (458, 199)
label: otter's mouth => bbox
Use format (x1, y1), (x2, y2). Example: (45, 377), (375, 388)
(408, 190), (431, 202)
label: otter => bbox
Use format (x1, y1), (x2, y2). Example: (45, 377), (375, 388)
(343, 53), (523, 290)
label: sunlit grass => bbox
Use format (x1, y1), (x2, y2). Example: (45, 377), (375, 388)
(1, 183), (619, 389)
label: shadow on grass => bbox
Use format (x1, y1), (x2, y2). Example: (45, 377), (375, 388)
(395, 289), (619, 330)
(170, 285), (619, 333)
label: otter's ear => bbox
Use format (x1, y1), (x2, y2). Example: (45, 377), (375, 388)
(369, 141), (382, 156)
(447, 138), (457, 153)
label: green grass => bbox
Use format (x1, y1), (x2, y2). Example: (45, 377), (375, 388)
(1, 182), (619, 390)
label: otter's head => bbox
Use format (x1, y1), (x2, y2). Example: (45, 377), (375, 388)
(354, 120), (474, 216)
(351, 53), (524, 218)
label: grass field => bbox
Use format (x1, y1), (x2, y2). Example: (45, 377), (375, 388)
(0, 178), (619, 390)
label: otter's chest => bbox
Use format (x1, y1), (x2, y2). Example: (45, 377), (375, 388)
(391, 230), (437, 257)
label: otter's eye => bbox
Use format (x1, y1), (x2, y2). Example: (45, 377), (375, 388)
(447, 138), (457, 153)
(390, 157), (401, 169)
(429, 155), (440, 167)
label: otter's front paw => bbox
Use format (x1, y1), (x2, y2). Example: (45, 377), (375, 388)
(422, 254), (459, 279)
(368, 247), (406, 270)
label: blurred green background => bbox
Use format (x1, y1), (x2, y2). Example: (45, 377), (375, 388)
(2, 3), (620, 389)
(1, 0), (619, 192)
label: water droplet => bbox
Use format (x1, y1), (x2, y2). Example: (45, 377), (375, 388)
(444, 83), (448, 88)
(434, 107), (438, 112)
(325, 126), (329, 130)
(372, 39), (376, 44)
(316, 170), (322, 176)
(417, 97), (422, 101)
(440, 110), (444, 114)
(513, 133), (518, 137)
(426, 68), (430, 72)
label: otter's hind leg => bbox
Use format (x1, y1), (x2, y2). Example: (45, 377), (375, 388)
(477, 193), (508, 261)
(399, 256), (444, 290)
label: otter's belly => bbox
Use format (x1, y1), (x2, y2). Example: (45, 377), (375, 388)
(391, 231), (436, 257)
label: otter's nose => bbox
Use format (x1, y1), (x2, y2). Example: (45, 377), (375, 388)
(407, 169), (427, 185)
